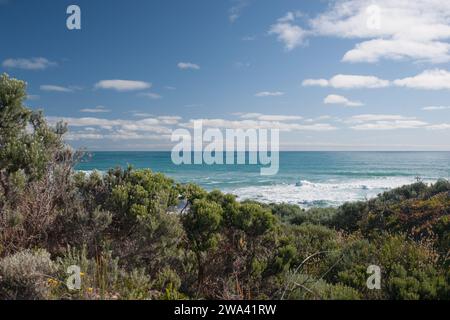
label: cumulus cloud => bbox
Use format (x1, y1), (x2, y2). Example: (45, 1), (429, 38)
(342, 39), (450, 64)
(302, 74), (389, 89)
(324, 94), (363, 107)
(254, 91), (285, 97)
(272, 1), (450, 63)
(269, 12), (307, 51)
(302, 79), (329, 87)
(303, 69), (450, 91)
(177, 62), (200, 70)
(393, 69), (450, 90)
(2, 57), (56, 70)
(95, 80), (151, 92)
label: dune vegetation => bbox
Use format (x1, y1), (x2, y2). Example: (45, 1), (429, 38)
(0, 74), (449, 300)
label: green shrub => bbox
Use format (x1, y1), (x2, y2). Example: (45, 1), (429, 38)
(0, 249), (56, 300)
(289, 207), (337, 226)
(282, 273), (360, 300)
(331, 201), (368, 232)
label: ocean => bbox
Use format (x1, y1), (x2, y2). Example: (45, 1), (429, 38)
(76, 151), (450, 208)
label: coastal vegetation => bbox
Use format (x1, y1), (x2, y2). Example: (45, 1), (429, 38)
(0, 74), (449, 300)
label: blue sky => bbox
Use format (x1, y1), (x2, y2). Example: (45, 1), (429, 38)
(2, 0), (450, 150)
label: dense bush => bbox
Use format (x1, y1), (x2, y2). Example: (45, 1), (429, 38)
(0, 249), (56, 300)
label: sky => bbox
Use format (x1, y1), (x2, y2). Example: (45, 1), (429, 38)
(1, 0), (450, 151)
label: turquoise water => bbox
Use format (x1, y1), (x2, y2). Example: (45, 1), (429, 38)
(76, 152), (450, 207)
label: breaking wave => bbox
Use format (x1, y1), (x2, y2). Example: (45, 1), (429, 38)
(225, 177), (435, 207)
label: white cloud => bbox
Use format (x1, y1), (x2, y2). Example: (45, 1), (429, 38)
(80, 106), (110, 113)
(394, 69), (450, 90)
(303, 74), (389, 89)
(181, 118), (336, 132)
(327, 75), (389, 89)
(47, 115), (180, 138)
(254, 91), (285, 97)
(303, 69), (450, 91)
(349, 114), (416, 122)
(2, 57), (56, 70)
(26, 94), (40, 101)
(177, 62), (200, 70)
(427, 123), (450, 130)
(278, 12), (297, 23)
(348, 114), (428, 130)
(342, 39), (450, 64)
(304, 115), (333, 123)
(423, 106), (450, 111)
(351, 121), (428, 130)
(139, 92), (162, 99)
(296, 123), (337, 131)
(229, 0), (250, 23)
(40, 85), (74, 93)
(269, 22), (306, 51)
(54, 112), (336, 143)
(324, 94), (363, 107)
(273, 1), (450, 63)
(269, 12), (308, 51)
(158, 116), (182, 125)
(65, 132), (105, 141)
(180, 112), (335, 132)
(65, 131), (170, 142)
(95, 80), (151, 92)
(302, 79), (329, 87)
(237, 113), (303, 121)
(132, 112), (153, 118)
(233, 112), (261, 118)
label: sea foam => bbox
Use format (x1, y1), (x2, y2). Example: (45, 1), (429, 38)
(225, 177), (434, 207)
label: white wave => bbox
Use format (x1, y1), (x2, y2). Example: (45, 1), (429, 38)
(224, 177), (434, 207)
(76, 170), (105, 176)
